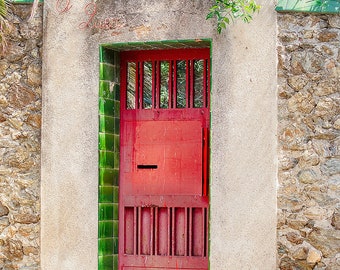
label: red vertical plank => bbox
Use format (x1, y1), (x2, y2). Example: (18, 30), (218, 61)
(157, 208), (168, 256)
(188, 207), (192, 256)
(175, 208), (185, 256)
(141, 207), (150, 255)
(154, 207), (158, 255)
(203, 128), (209, 196)
(137, 207), (141, 255)
(172, 207), (175, 256)
(150, 207), (154, 255)
(124, 207), (134, 255)
(192, 208), (203, 256)
(205, 207), (209, 257)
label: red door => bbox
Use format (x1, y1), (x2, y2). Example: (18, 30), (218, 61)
(119, 48), (210, 270)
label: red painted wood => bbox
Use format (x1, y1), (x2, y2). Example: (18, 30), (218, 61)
(119, 48), (210, 270)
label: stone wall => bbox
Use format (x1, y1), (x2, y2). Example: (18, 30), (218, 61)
(277, 14), (340, 269)
(0, 5), (42, 269)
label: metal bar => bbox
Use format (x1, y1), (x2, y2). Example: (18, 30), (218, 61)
(203, 59), (207, 108)
(186, 60), (190, 108)
(120, 61), (127, 110)
(135, 62), (140, 109)
(152, 61), (156, 109)
(207, 59), (210, 109)
(138, 62), (144, 109)
(173, 61), (177, 108)
(169, 60), (173, 108)
(156, 61), (161, 109)
(189, 60), (194, 108)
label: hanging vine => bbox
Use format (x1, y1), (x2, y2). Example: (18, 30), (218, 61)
(0, 0), (10, 54)
(206, 0), (261, 34)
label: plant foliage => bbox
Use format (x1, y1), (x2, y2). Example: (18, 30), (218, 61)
(0, 0), (10, 54)
(206, 0), (261, 33)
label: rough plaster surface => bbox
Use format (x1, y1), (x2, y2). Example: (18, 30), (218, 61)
(41, 0), (277, 269)
(210, 2), (277, 269)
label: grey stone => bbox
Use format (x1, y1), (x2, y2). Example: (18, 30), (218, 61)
(298, 169), (318, 184)
(321, 159), (340, 176)
(331, 208), (340, 230)
(328, 16), (340, 29)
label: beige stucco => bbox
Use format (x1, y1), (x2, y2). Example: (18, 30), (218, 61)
(41, 0), (277, 269)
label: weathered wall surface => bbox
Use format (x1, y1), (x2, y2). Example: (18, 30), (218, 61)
(277, 14), (340, 269)
(0, 5), (42, 270)
(42, 0), (277, 269)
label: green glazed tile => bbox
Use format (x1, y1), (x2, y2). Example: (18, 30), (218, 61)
(113, 52), (120, 69)
(113, 187), (119, 203)
(276, 0), (340, 14)
(99, 221), (114, 238)
(99, 186), (114, 203)
(113, 255), (118, 268)
(100, 47), (116, 64)
(98, 238), (114, 256)
(114, 100), (120, 116)
(99, 203), (114, 221)
(113, 220), (119, 237)
(113, 152), (119, 169)
(113, 135), (120, 153)
(114, 84), (120, 101)
(99, 81), (115, 100)
(99, 151), (115, 169)
(98, 255), (113, 270)
(99, 115), (115, 133)
(99, 98), (115, 117)
(99, 133), (115, 151)
(113, 203), (119, 220)
(100, 63), (116, 81)
(114, 118), (120, 133)
(113, 237), (119, 254)
(99, 168), (119, 186)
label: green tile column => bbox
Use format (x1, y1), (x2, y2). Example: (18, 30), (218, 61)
(99, 47), (120, 270)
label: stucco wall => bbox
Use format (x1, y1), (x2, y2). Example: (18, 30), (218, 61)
(41, 0), (277, 269)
